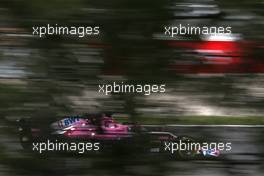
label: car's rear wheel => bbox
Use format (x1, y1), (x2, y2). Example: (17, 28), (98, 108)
(19, 132), (32, 150)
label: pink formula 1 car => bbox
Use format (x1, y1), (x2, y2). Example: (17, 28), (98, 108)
(17, 113), (220, 159)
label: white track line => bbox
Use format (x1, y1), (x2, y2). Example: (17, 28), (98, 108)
(143, 125), (264, 128)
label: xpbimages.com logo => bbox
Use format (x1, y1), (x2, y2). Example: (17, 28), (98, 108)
(98, 82), (166, 95)
(32, 140), (100, 154)
(164, 140), (232, 154)
(32, 24), (100, 37)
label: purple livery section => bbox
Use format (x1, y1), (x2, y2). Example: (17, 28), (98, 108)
(18, 113), (221, 159)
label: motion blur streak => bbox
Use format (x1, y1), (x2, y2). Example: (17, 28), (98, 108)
(0, 0), (263, 176)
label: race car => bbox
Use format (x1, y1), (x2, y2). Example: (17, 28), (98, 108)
(17, 113), (220, 159)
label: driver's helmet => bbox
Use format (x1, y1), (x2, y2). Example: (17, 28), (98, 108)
(101, 116), (116, 128)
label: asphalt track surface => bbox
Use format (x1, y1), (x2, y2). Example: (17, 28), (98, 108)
(0, 125), (263, 176)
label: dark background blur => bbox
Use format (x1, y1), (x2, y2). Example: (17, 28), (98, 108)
(0, 0), (263, 175)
